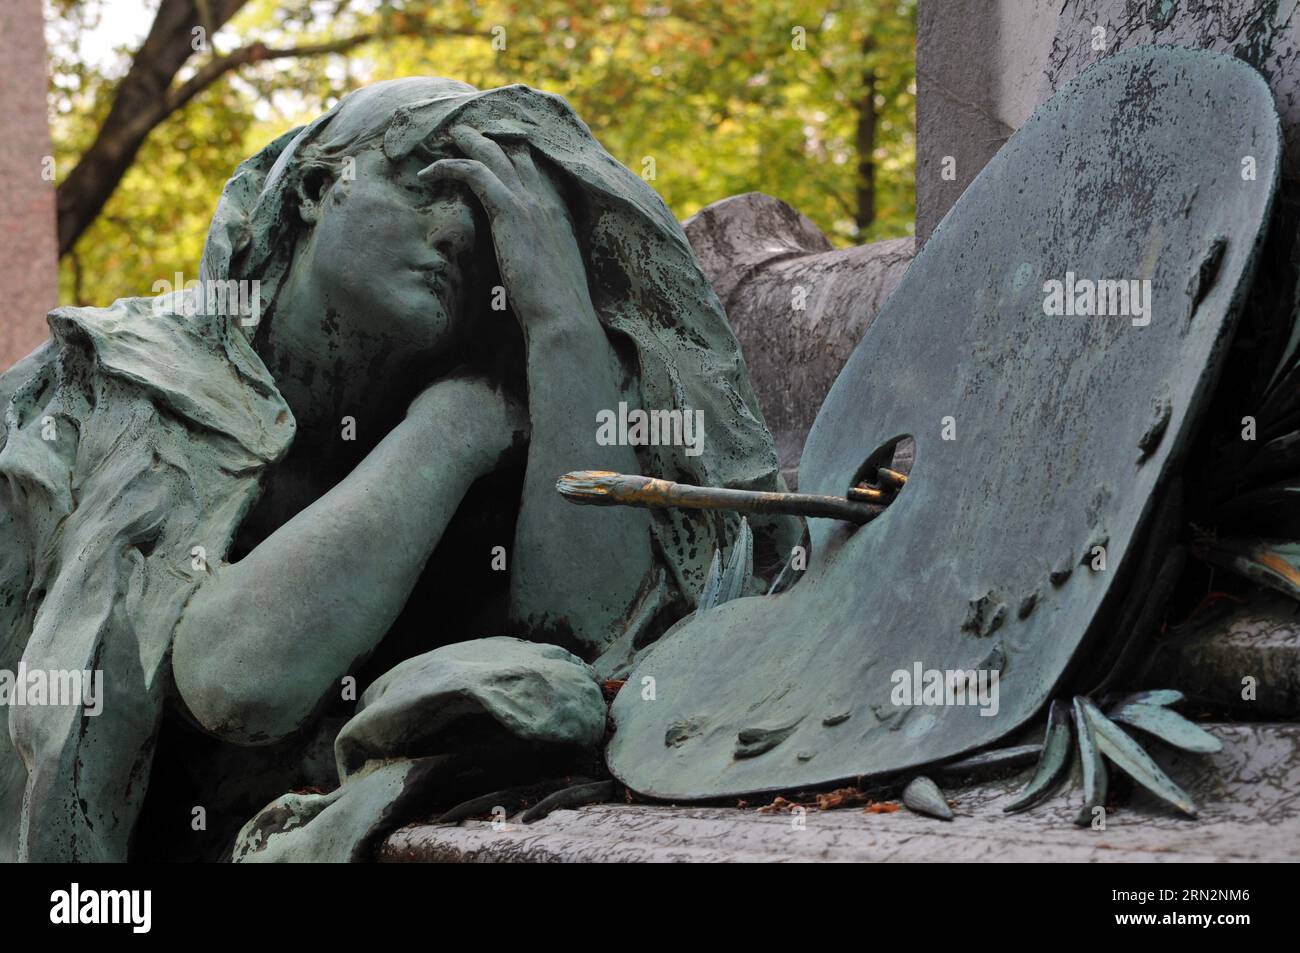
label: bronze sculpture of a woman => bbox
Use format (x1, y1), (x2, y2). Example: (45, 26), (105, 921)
(0, 77), (795, 861)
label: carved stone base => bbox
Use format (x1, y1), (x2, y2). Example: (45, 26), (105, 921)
(1147, 592), (1300, 719)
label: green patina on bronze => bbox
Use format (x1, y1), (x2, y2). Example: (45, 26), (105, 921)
(4, 46), (1292, 860)
(0, 78), (795, 861)
(606, 47), (1282, 800)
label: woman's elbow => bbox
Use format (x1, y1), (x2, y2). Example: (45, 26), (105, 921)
(172, 602), (315, 745)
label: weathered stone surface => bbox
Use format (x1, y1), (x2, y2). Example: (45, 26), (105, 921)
(0, 0), (58, 366)
(1044, 0), (1300, 183)
(917, 0), (1300, 243)
(1146, 591), (1300, 718)
(684, 193), (913, 485)
(381, 724), (1300, 862)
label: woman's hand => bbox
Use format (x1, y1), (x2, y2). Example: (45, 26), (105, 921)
(420, 126), (659, 657)
(418, 126), (593, 339)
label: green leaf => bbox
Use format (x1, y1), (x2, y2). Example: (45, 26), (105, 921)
(1106, 689), (1184, 711)
(1073, 697), (1108, 827)
(1200, 539), (1300, 602)
(938, 744), (1041, 776)
(1080, 697), (1198, 818)
(698, 548), (723, 611)
(1004, 699), (1072, 813)
(1108, 703), (1222, 754)
(717, 516), (753, 605)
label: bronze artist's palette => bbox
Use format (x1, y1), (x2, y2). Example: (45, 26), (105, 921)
(607, 47), (1281, 799)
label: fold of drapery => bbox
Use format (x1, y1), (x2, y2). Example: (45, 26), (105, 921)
(0, 291), (292, 861)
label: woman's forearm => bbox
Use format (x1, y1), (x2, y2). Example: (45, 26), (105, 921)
(420, 136), (667, 653)
(173, 408), (489, 744)
(511, 303), (659, 653)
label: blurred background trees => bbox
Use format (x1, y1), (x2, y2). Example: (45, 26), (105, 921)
(46, 0), (916, 305)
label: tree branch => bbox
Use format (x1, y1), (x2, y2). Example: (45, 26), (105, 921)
(166, 34), (372, 114)
(55, 0), (248, 255)
(166, 25), (484, 117)
(55, 1), (480, 256)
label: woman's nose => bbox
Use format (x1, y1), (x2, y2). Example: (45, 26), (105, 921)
(426, 200), (476, 258)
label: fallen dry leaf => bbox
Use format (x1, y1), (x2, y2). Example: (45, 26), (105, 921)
(756, 796), (800, 814)
(815, 787), (872, 810)
(864, 801), (901, 814)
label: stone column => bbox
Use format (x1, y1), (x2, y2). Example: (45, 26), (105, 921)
(916, 0), (1300, 245)
(0, 0), (58, 369)
(915, 0), (1061, 245)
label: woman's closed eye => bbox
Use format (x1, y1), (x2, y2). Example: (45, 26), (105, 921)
(415, 159), (473, 211)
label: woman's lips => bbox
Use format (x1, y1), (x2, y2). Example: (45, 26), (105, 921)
(412, 261), (455, 311)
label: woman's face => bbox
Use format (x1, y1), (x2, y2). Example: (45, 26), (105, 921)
(282, 143), (482, 372)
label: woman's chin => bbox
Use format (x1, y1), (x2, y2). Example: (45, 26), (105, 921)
(377, 303), (455, 356)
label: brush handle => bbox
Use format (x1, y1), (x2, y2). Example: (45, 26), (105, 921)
(556, 470), (882, 524)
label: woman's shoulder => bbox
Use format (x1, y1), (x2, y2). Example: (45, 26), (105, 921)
(42, 292), (295, 464)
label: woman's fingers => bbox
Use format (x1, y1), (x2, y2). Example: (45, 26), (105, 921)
(417, 158), (514, 219)
(448, 124), (523, 191)
(500, 139), (545, 193)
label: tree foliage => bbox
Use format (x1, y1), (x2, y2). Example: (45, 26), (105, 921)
(47, 0), (915, 305)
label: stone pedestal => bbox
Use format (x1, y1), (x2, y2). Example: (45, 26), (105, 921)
(1147, 591), (1300, 719)
(381, 724), (1300, 862)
